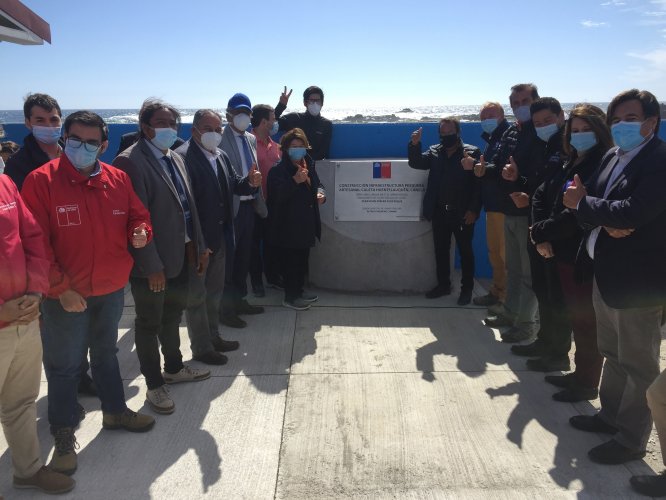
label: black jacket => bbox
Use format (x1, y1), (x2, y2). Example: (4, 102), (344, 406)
(266, 155), (324, 249)
(531, 146), (606, 266)
(480, 119), (511, 213)
(576, 137), (666, 308)
(5, 133), (63, 191)
(274, 102), (333, 160)
(175, 140), (255, 253)
(407, 140), (481, 221)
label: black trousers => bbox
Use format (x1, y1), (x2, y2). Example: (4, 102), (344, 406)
(431, 208), (475, 292)
(528, 243), (572, 357)
(130, 253), (188, 390)
(222, 201), (255, 314)
(250, 214), (281, 287)
(277, 246), (310, 301)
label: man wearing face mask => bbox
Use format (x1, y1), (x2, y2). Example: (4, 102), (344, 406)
(219, 93), (267, 328)
(113, 100), (211, 415)
(564, 89), (666, 465)
(474, 83), (540, 343)
(175, 109), (261, 364)
(505, 97), (571, 370)
(408, 118), (481, 305)
(274, 86), (333, 161)
(21, 111), (156, 476)
(250, 104), (283, 296)
(6, 93), (63, 191)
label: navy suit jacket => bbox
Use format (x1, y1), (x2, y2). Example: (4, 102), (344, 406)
(175, 140), (255, 253)
(576, 136), (666, 308)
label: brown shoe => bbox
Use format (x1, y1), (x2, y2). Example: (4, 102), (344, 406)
(14, 465), (75, 494)
(48, 427), (78, 475)
(103, 408), (155, 432)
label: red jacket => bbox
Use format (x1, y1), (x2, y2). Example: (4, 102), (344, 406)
(0, 175), (50, 326)
(21, 155), (152, 299)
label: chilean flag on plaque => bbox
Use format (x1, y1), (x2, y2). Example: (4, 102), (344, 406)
(372, 161), (392, 179)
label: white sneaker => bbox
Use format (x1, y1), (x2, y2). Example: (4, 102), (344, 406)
(146, 385), (175, 414)
(163, 364), (211, 384)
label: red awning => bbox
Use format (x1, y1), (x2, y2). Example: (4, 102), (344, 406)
(0, 0), (51, 45)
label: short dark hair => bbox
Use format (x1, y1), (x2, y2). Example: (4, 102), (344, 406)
(1, 141), (20, 155)
(303, 86), (324, 104)
(439, 117), (461, 135)
(607, 89), (661, 134)
(563, 103), (613, 157)
(510, 83), (539, 101)
(251, 104), (274, 128)
(138, 99), (181, 137)
(530, 97), (562, 116)
(280, 127), (311, 151)
(193, 109), (221, 128)
(63, 111), (109, 141)
(23, 93), (62, 120)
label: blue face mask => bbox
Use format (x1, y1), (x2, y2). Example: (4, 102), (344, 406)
(513, 105), (531, 123)
(288, 147), (307, 161)
(151, 127), (178, 150)
(569, 131), (597, 153)
(270, 121), (279, 136)
(611, 121), (646, 151)
(32, 125), (62, 145)
(65, 139), (100, 170)
(481, 118), (498, 134)
(535, 123), (559, 143)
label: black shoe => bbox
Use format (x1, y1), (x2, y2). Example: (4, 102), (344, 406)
(526, 355), (571, 372)
(221, 314), (247, 329)
(588, 439), (646, 464)
(473, 292), (500, 306)
(78, 373), (98, 397)
(266, 278), (284, 290)
(237, 299), (264, 315)
(544, 373), (576, 388)
(552, 385), (598, 402)
(501, 327), (533, 343)
(511, 340), (545, 357)
(484, 315), (514, 328)
(211, 337), (240, 352)
(425, 285), (452, 299)
(569, 414), (618, 434)
(457, 291), (472, 306)
(252, 285), (265, 298)
(630, 473), (666, 497)
(193, 351), (228, 366)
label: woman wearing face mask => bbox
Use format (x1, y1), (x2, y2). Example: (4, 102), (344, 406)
(266, 128), (325, 311)
(530, 104), (613, 402)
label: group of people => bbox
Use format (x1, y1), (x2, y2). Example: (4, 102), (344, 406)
(410, 84), (666, 496)
(0, 87), (330, 495)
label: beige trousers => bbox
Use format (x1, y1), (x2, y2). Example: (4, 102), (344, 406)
(647, 368), (666, 464)
(486, 211), (507, 301)
(0, 320), (43, 478)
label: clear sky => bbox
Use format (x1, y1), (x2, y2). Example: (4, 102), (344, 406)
(2, 0), (666, 110)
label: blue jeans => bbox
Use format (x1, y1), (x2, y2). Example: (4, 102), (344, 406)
(41, 288), (127, 431)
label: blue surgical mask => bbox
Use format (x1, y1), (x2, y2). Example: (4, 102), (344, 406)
(513, 105), (531, 123)
(270, 121), (279, 136)
(481, 118), (498, 134)
(151, 127), (178, 150)
(32, 125), (62, 145)
(611, 121), (646, 151)
(569, 131), (597, 153)
(288, 147), (307, 161)
(65, 139), (100, 170)
(535, 123), (559, 143)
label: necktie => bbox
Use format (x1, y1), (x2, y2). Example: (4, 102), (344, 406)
(162, 155), (193, 239)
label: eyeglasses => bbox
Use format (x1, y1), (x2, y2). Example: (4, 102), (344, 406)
(67, 137), (101, 152)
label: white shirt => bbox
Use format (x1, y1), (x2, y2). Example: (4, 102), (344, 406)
(585, 135), (653, 259)
(196, 142), (220, 179)
(232, 129), (254, 201)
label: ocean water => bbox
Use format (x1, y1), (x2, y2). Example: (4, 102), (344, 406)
(0, 103), (608, 125)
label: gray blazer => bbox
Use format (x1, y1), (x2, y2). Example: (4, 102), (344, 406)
(219, 125), (268, 218)
(113, 138), (206, 279)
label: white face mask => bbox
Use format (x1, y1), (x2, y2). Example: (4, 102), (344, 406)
(307, 103), (322, 116)
(232, 113), (251, 131)
(200, 131), (222, 152)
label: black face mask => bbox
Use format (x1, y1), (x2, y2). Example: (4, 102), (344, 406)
(440, 134), (458, 148)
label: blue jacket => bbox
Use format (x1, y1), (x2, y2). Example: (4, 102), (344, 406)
(479, 119), (510, 213)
